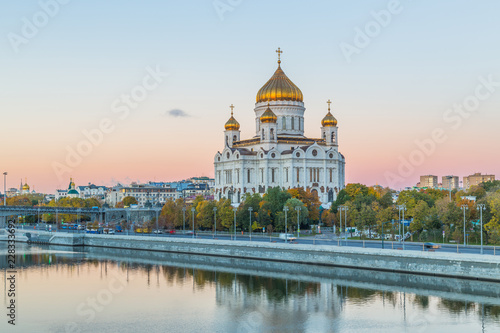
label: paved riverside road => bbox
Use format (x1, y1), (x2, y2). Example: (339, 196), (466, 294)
(20, 225), (499, 256)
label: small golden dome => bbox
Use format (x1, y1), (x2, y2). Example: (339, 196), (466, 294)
(260, 104), (277, 123)
(321, 112), (337, 127)
(224, 105), (240, 131)
(322, 100), (337, 127)
(256, 49), (303, 103)
(22, 183), (30, 191)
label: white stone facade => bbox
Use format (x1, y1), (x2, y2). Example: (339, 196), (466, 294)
(214, 64), (346, 204)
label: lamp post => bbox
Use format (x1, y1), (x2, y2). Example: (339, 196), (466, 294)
(248, 207), (253, 241)
(478, 204), (485, 254)
(344, 206), (348, 245)
(461, 204), (468, 247)
(182, 207), (186, 234)
(233, 207), (237, 241)
(2, 172), (6, 206)
(155, 208), (160, 234)
(191, 207), (195, 239)
(213, 206), (217, 238)
(283, 206), (289, 242)
(339, 205), (343, 246)
(295, 206), (300, 239)
(398, 205), (406, 250)
(381, 221), (393, 249)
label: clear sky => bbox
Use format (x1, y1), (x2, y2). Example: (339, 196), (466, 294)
(1, 0), (500, 193)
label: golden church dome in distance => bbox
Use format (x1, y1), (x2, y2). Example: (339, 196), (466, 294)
(321, 100), (337, 127)
(224, 104), (240, 131)
(256, 48), (303, 104)
(260, 103), (278, 123)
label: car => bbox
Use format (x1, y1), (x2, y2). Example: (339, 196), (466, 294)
(279, 233), (297, 242)
(169, 230), (176, 234)
(424, 242), (440, 249)
(153, 230), (163, 234)
(185, 231), (194, 235)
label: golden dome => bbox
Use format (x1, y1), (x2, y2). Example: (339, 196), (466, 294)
(322, 100), (337, 127)
(260, 104), (277, 123)
(224, 105), (240, 131)
(22, 183), (30, 191)
(256, 49), (303, 103)
(322, 112), (337, 127)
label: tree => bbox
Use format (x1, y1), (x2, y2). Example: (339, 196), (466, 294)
(358, 203), (377, 238)
(485, 192), (500, 244)
(122, 196), (138, 207)
(275, 198), (309, 232)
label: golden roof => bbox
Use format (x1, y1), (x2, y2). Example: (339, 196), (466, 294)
(256, 48), (303, 103)
(260, 104), (277, 123)
(224, 104), (240, 131)
(321, 100), (337, 127)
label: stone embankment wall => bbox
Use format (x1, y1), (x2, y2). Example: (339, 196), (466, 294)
(4, 231), (500, 282)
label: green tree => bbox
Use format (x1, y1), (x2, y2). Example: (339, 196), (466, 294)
(122, 196), (138, 207)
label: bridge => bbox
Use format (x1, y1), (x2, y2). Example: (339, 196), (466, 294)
(0, 205), (163, 227)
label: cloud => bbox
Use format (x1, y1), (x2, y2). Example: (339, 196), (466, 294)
(166, 109), (190, 118)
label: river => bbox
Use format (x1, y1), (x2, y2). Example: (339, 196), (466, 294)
(1, 243), (499, 332)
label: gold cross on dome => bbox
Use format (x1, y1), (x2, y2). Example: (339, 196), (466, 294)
(276, 47), (283, 64)
(230, 104), (234, 116)
(327, 99), (332, 111)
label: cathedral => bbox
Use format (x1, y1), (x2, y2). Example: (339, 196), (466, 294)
(214, 49), (346, 205)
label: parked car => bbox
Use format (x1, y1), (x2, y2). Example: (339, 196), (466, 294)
(153, 230), (163, 234)
(424, 242), (440, 249)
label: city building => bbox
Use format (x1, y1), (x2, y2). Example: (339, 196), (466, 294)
(214, 50), (346, 204)
(418, 175), (438, 188)
(77, 183), (107, 200)
(463, 173), (495, 189)
(105, 184), (180, 207)
(442, 175), (459, 190)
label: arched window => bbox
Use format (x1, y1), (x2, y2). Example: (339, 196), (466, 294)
(270, 128), (274, 140)
(291, 117), (295, 130)
(282, 117), (286, 129)
(262, 129), (265, 140)
(323, 132), (326, 140)
(233, 135), (237, 142)
(226, 135), (228, 145)
(331, 132), (336, 143)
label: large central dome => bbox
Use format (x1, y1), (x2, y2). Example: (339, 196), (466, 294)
(256, 63), (303, 104)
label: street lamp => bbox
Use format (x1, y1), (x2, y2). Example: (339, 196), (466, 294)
(155, 208), (160, 234)
(233, 207), (237, 240)
(283, 206), (289, 242)
(381, 221), (393, 249)
(477, 204), (485, 254)
(248, 207), (253, 241)
(3, 172), (7, 206)
(339, 205), (343, 246)
(461, 204), (468, 247)
(213, 206), (217, 238)
(343, 206), (348, 245)
(182, 207), (186, 234)
(295, 206), (300, 239)
(191, 207), (195, 239)
(398, 205), (406, 250)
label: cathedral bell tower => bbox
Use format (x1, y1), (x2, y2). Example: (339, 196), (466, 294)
(224, 104), (240, 148)
(321, 100), (338, 147)
(259, 103), (278, 148)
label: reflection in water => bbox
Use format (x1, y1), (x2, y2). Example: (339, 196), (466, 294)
(1, 244), (499, 332)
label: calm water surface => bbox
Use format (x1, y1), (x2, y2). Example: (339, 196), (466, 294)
(1, 243), (499, 333)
